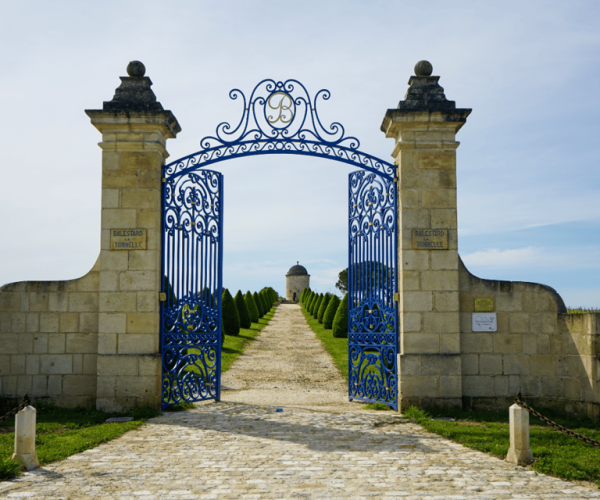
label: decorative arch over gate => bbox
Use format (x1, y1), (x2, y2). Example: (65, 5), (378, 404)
(160, 79), (399, 410)
(164, 79), (395, 180)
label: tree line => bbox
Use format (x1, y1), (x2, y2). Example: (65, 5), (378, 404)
(221, 287), (278, 337)
(299, 288), (348, 338)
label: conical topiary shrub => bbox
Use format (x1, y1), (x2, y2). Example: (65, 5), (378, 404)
(304, 291), (312, 310)
(323, 294), (340, 329)
(261, 290), (271, 313)
(300, 288), (307, 303)
(244, 291), (259, 323)
(332, 292), (348, 338)
(222, 288), (240, 336)
(259, 292), (268, 316)
(253, 292), (264, 317)
(309, 292), (318, 314)
(318, 293), (331, 324)
(312, 293), (323, 318)
(235, 290), (251, 329)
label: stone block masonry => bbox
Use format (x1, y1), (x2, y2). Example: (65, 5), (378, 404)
(1, 59), (598, 418)
(381, 61), (471, 410)
(85, 61), (180, 411)
(0, 61), (180, 411)
(0, 267), (99, 407)
(459, 257), (600, 420)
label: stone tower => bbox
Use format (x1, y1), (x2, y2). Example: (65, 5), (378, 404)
(285, 263), (310, 302)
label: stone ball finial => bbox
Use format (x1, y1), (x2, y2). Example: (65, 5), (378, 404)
(127, 60), (146, 77)
(414, 60), (433, 77)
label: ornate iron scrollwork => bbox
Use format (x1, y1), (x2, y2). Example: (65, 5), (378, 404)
(163, 79), (395, 180)
(159, 79), (399, 411)
(160, 169), (223, 409)
(348, 170), (398, 409)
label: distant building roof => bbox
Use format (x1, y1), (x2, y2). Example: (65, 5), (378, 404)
(286, 262), (309, 276)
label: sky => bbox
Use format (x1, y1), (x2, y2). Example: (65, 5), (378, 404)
(0, 0), (599, 307)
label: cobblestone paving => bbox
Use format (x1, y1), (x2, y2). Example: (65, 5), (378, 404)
(1, 305), (599, 499)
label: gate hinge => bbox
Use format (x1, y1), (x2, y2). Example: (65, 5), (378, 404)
(393, 292), (399, 302)
(161, 178), (166, 183)
(159, 293), (167, 302)
(393, 177), (398, 183)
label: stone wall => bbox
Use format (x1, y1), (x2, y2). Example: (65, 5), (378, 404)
(0, 61), (180, 412)
(459, 258), (599, 419)
(286, 275), (309, 302)
(0, 260), (100, 406)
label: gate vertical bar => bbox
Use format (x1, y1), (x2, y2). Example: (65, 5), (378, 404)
(348, 170), (398, 410)
(161, 169), (223, 410)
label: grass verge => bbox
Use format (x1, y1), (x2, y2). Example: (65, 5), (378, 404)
(0, 403), (159, 480)
(222, 306), (276, 372)
(0, 306), (277, 481)
(404, 405), (600, 488)
(301, 306), (348, 381)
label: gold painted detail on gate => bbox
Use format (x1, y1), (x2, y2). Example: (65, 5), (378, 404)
(267, 92), (294, 125)
(412, 229), (448, 250)
(111, 229), (147, 250)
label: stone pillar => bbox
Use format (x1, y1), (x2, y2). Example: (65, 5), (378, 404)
(381, 61), (471, 410)
(506, 403), (534, 464)
(12, 406), (39, 470)
(86, 61), (181, 411)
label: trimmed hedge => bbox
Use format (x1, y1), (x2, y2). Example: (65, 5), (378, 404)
(244, 291), (259, 323)
(306, 291), (315, 311)
(332, 292), (348, 338)
(317, 293), (331, 324)
(222, 288), (240, 336)
(323, 294), (340, 329)
(253, 291), (264, 317)
(312, 293), (323, 318)
(235, 290), (251, 329)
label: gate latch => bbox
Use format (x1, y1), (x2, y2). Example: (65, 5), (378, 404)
(393, 292), (399, 302)
(159, 293), (167, 302)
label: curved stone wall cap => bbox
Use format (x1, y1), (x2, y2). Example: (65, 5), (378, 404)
(286, 264), (309, 276)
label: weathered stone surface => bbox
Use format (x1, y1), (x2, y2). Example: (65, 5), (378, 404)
(2, 304), (598, 498)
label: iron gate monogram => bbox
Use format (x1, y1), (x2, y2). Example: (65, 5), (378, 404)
(160, 79), (398, 410)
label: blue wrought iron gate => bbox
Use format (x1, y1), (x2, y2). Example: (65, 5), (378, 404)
(348, 170), (398, 410)
(160, 169), (223, 409)
(160, 78), (399, 410)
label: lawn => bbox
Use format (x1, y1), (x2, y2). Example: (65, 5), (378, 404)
(0, 404), (159, 480)
(300, 304), (600, 487)
(301, 306), (348, 380)
(0, 306), (277, 480)
(405, 405), (600, 488)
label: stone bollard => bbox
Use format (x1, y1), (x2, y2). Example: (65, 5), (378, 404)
(11, 406), (40, 470)
(506, 403), (533, 465)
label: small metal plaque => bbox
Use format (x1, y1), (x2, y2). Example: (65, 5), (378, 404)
(472, 313), (497, 332)
(412, 229), (448, 250)
(474, 298), (494, 312)
(110, 229), (147, 250)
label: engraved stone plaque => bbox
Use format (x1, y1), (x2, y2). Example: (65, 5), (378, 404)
(110, 229), (147, 250)
(474, 298), (494, 312)
(472, 313), (497, 332)
(412, 229), (448, 250)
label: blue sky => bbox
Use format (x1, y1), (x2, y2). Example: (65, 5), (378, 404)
(0, 1), (599, 306)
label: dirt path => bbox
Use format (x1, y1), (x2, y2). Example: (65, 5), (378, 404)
(221, 303), (355, 412)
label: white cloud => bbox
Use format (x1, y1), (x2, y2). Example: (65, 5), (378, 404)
(462, 246), (600, 270)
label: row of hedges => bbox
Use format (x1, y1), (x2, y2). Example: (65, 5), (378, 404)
(299, 288), (348, 338)
(222, 287), (278, 337)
